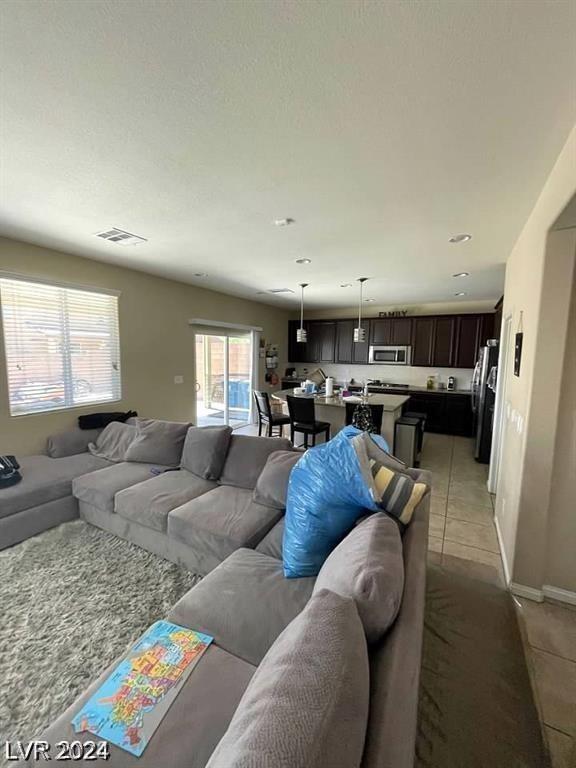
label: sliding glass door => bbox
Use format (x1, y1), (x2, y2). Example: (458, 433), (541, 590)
(195, 332), (253, 428)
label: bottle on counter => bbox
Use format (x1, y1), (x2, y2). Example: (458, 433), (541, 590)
(325, 376), (334, 397)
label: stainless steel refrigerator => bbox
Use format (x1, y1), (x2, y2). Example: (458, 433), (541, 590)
(472, 340), (499, 463)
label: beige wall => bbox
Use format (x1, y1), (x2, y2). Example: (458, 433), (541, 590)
(0, 237), (290, 455)
(494, 123), (576, 597)
(545, 262), (576, 594)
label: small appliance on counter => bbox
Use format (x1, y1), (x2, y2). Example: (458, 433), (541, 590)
(447, 376), (456, 391)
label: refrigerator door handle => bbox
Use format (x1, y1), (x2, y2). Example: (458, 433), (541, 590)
(471, 360), (481, 413)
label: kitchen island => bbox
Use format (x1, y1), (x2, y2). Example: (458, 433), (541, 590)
(272, 388), (410, 449)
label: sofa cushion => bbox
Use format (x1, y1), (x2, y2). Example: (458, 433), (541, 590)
(255, 517), (284, 560)
(252, 450), (302, 509)
(314, 512), (404, 644)
(115, 469), (217, 532)
(206, 589), (369, 768)
(87, 421), (137, 463)
(36, 645), (255, 768)
(168, 485), (282, 564)
(219, 434), (292, 490)
(124, 419), (191, 467)
(0, 454), (110, 519)
(168, 548), (315, 666)
(46, 427), (103, 458)
(73, 462), (170, 514)
(181, 425), (233, 479)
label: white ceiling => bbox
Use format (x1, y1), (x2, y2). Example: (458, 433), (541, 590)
(1, 1), (575, 309)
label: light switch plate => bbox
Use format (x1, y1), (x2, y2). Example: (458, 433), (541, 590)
(174, 375), (184, 385)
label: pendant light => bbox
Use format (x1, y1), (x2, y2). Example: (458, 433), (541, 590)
(354, 278), (368, 342)
(297, 283), (308, 342)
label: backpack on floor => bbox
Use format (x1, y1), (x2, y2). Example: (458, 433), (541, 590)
(0, 455), (22, 489)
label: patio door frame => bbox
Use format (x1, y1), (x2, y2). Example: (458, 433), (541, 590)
(190, 319), (261, 429)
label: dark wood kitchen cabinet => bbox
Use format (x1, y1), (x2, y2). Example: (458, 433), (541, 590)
(454, 315), (481, 368)
(288, 312), (494, 369)
(411, 317), (435, 366)
(288, 320), (335, 364)
(432, 315), (456, 367)
(444, 394), (474, 436)
(406, 392), (446, 433)
(314, 321), (336, 363)
(406, 392), (473, 436)
(335, 320), (369, 364)
(370, 317), (412, 345)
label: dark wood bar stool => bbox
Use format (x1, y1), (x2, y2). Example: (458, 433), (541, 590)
(286, 394), (331, 448)
(253, 391), (291, 437)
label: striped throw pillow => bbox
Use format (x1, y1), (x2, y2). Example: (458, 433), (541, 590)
(370, 459), (427, 528)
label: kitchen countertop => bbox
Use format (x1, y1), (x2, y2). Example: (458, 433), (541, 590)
(273, 388), (410, 412)
(348, 384), (472, 396)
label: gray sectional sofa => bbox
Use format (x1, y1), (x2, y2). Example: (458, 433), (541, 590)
(73, 429), (292, 574)
(0, 428), (110, 549)
(9, 420), (430, 768)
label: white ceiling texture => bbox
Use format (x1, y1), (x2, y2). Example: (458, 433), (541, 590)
(1, 0), (575, 309)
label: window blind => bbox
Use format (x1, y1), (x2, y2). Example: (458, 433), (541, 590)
(0, 277), (121, 416)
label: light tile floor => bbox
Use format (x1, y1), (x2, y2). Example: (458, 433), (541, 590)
(420, 433), (576, 768)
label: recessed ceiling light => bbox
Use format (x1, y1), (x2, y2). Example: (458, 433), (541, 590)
(340, 283), (352, 288)
(454, 292), (467, 297)
(452, 272), (470, 278)
(274, 218), (295, 227)
(194, 272), (208, 277)
(449, 233), (472, 243)
(295, 258), (311, 264)
(364, 298), (376, 303)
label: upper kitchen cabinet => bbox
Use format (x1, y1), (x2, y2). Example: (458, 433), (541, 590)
(313, 320), (337, 363)
(370, 317), (412, 345)
(453, 315), (481, 368)
(479, 313), (495, 346)
(432, 315), (456, 367)
(288, 312), (494, 368)
(411, 317), (435, 366)
(288, 320), (336, 364)
(335, 320), (369, 364)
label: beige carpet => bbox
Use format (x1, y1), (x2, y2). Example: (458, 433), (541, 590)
(0, 520), (200, 764)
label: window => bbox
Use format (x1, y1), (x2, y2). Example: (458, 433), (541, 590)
(0, 276), (121, 415)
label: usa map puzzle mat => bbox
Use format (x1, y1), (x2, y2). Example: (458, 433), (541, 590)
(72, 620), (213, 756)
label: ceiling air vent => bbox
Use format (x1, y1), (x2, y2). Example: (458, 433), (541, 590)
(267, 288), (295, 294)
(95, 228), (147, 246)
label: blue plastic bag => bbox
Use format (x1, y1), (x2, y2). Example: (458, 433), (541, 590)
(282, 426), (389, 578)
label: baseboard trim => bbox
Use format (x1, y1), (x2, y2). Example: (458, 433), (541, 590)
(493, 515), (511, 586)
(510, 583), (544, 602)
(542, 585), (576, 607)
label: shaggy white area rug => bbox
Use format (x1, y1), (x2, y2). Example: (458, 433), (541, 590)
(0, 520), (200, 759)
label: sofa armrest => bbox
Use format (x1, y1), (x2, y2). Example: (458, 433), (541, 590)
(46, 427), (102, 458)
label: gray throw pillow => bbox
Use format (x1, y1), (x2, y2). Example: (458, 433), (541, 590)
(47, 427), (102, 458)
(252, 450), (302, 509)
(219, 435), (293, 490)
(206, 589), (369, 768)
(124, 419), (191, 467)
(180, 425), (233, 479)
(314, 512), (404, 644)
(88, 421), (137, 463)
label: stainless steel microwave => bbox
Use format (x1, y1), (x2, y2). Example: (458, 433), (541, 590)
(368, 345), (411, 365)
